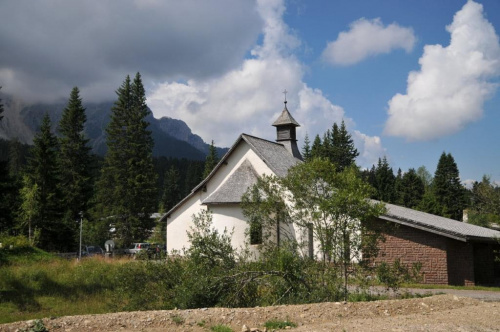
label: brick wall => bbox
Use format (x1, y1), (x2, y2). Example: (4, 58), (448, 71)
(374, 223), (450, 285)
(446, 239), (474, 286)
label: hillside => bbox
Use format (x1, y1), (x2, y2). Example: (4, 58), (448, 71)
(0, 94), (227, 160)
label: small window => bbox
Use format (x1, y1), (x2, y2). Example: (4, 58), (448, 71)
(250, 221), (262, 245)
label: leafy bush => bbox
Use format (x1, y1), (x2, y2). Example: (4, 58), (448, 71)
(377, 259), (422, 292)
(0, 234), (31, 248)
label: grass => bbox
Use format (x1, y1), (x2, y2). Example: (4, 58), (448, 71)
(402, 283), (500, 292)
(210, 324), (234, 332)
(264, 319), (297, 329)
(0, 246), (57, 266)
(0, 251), (123, 324)
(2, 244), (499, 326)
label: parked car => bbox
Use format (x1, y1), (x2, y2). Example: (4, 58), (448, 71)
(124, 243), (150, 255)
(81, 245), (104, 257)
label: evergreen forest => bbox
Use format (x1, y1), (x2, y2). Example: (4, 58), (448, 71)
(0, 74), (214, 251)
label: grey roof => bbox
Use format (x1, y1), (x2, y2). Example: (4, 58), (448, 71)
(160, 133), (301, 221)
(203, 159), (259, 205)
(380, 202), (500, 242)
(272, 104), (300, 127)
(242, 134), (302, 177)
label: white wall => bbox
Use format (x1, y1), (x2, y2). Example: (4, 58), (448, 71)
(166, 139), (275, 254)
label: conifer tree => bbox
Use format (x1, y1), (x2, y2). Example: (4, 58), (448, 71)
(399, 168), (425, 209)
(394, 168), (403, 205)
(374, 157), (396, 203)
(0, 160), (18, 233)
(184, 161), (203, 194)
(310, 134), (322, 160)
(8, 139), (25, 179)
(58, 87), (93, 233)
(322, 131), (331, 159)
(161, 165), (181, 212)
(95, 73), (158, 246)
(433, 152), (465, 220)
(330, 120), (359, 172)
(23, 114), (64, 250)
(302, 133), (311, 161)
(361, 165), (377, 197)
(203, 140), (219, 178)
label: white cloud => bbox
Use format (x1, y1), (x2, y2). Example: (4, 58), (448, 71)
(352, 131), (386, 169)
(0, 0), (262, 103)
(321, 18), (416, 66)
(384, 1), (500, 141)
(148, 0), (385, 169)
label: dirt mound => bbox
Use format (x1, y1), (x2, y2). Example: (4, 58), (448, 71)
(2, 294), (499, 332)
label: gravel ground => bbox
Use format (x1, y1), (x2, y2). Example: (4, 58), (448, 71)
(1, 294), (499, 332)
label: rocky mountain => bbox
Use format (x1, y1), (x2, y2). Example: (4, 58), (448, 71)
(0, 94), (227, 160)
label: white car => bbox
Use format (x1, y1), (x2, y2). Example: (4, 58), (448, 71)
(123, 243), (150, 255)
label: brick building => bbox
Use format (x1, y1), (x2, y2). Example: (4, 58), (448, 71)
(374, 203), (500, 286)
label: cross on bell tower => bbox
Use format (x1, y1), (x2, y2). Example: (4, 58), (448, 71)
(272, 91), (302, 160)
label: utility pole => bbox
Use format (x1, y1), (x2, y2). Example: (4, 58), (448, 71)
(78, 212), (83, 260)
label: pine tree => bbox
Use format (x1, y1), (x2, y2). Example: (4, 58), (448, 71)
(161, 165), (181, 212)
(58, 87), (93, 234)
(203, 140), (219, 178)
(400, 168), (425, 209)
(302, 133), (311, 161)
(0, 160), (19, 234)
(184, 161), (203, 194)
(310, 134), (322, 160)
(361, 164), (377, 197)
(330, 120), (359, 172)
(374, 157), (395, 203)
(24, 113), (64, 250)
(8, 139), (25, 178)
(394, 168), (403, 205)
(94, 73), (158, 246)
(433, 152), (465, 220)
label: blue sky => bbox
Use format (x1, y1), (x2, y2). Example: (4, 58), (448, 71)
(1, 0), (499, 184)
(284, 0), (500, 184)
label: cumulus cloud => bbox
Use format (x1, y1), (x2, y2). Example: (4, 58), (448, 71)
(0, 0), (262, 103)
(384, 1), (500, 141)
(0, 0), (385, 168)
(148, 0), (384, 168)
(352, 131), (386, 168)
(321, 18), (416, 66)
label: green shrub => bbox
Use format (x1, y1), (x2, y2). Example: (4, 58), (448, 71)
(170, 314), (184, 325)
(264, 319), (297, 329)
(0, 234), (31, 249)
(377, 259), (422, 292)
(18, 319), (48, 332)
(210, 324), (233, 332)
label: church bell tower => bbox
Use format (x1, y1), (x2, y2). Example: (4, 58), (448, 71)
(272, 96), (302, 160)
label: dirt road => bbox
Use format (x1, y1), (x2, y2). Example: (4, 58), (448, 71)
(1, 294), (499, 332)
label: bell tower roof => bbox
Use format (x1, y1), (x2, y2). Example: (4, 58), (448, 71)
(272, 102), (300, 127)
(271, 94), (302, 160)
